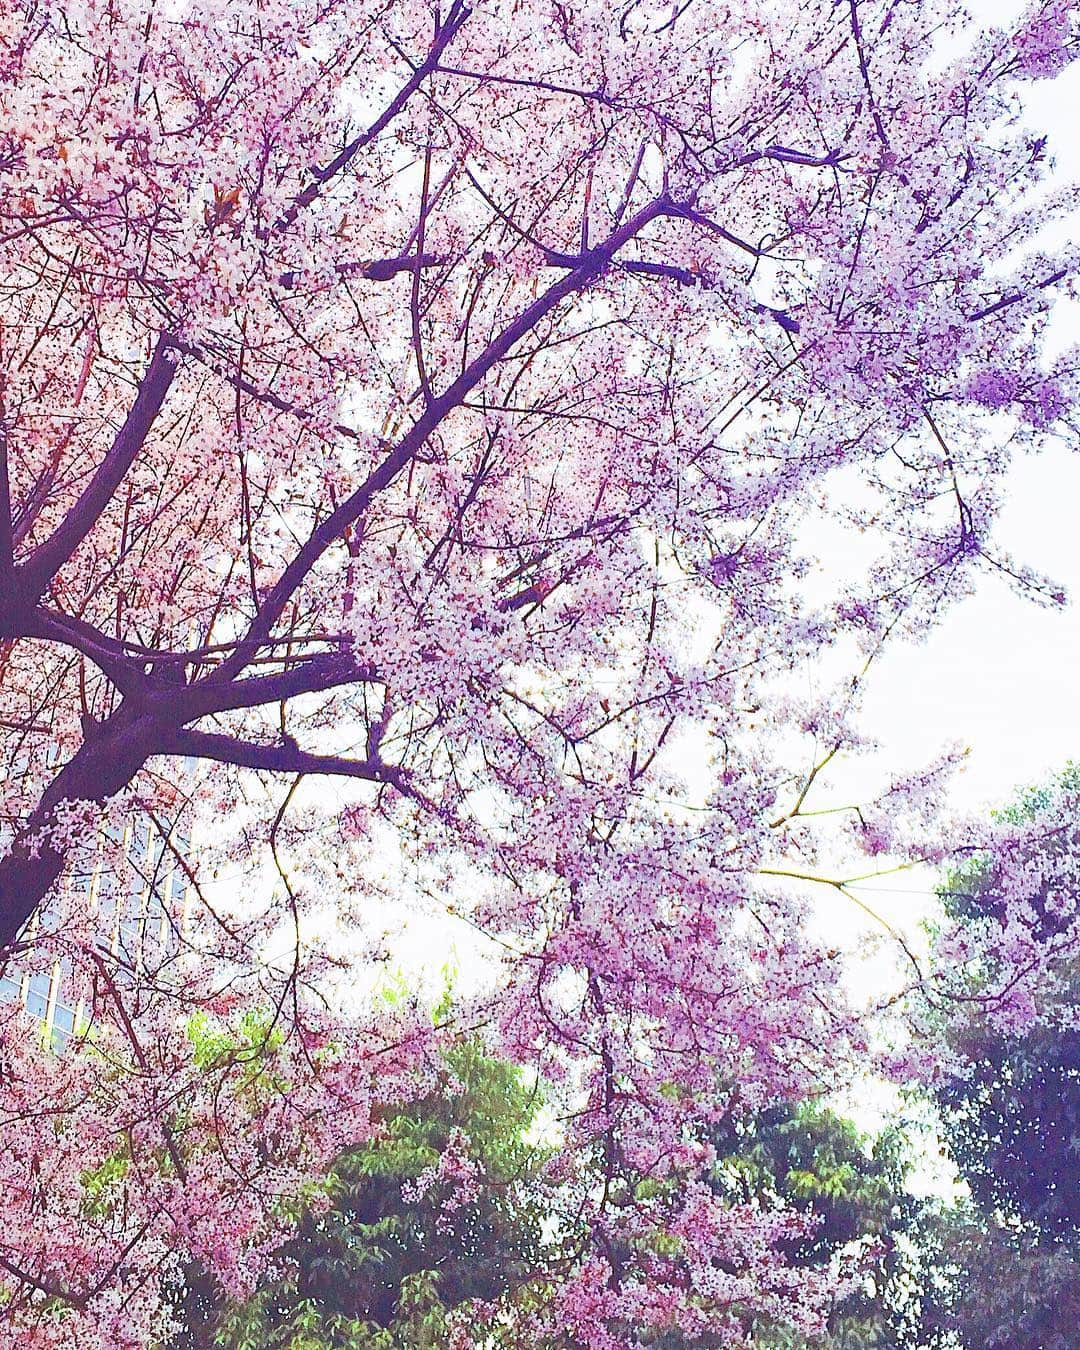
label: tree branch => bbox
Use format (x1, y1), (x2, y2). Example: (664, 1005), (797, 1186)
(0, 704), (163, 949)
(160, 727), (395, 784)
(23, 607), (153, 695)
(279, 1), (472, 228)
(171, 650), (379, 720)
(277, 252), (444, 289)
(0, 1252), (87, 1310)
(965, 267), (1069, 323)
(0, 419), (12, 580)
(17, 336), (176, 602)
(209, 196), (670, 681)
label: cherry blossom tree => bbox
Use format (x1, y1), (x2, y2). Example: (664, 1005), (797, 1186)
(0, 0), (1077, 1342)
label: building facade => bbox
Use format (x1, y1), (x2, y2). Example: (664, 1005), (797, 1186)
(0, 812), (190, 1045)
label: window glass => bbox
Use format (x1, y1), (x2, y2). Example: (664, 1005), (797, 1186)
(24, 972), (52, 1020)
(51, 1003), (75, 1048)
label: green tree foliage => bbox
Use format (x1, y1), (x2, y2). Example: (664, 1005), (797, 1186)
(914, 767), (1080, 1347)
(166, 1045), (925, 1349)
(933, 771), (1080, 1241)
(162, 766), (1080, 1350)
(169, 1038), (552, 1348)
(712, 1103), (910, 1265)
(709, 1104), (918, 1348)
(905, 1204), (1080, 1350)
(934, 1005), (1080, 1241)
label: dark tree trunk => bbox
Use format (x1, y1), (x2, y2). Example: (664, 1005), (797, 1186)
(0, 703), (161, 950)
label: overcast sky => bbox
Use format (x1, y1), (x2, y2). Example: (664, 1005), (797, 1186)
(845, 0), (1080, 895)
(325, 0), (1080, 998)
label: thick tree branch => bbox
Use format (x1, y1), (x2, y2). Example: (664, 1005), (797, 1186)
(172, 651), (379, 720)
(16, 336), (176, 603)
(0, 420), (12, 579)
(661, 201), (768, 259)
(0, 1253), (86, 1311)
(210, 196), (670, 681)
(613, 259), (801, 331)
(966, 267), (1070, 322)
(22, 608), (147, 697)
(160, 727), (394, 783)
(277, 252), (444, 289)
(0, 704), (164, 949)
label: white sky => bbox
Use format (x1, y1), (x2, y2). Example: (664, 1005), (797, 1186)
(832, 0), (1080, 953)
(294, 0), (1080, 1003)
(859, 0), (1080, 816)
(858, 441), (1080, 815)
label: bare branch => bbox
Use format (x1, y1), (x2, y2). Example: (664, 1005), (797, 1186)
(279, 1), (472, 228)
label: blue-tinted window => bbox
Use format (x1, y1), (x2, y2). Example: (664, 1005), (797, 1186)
(128, 824), (149, 898)
(143, 893), (166, 952)
(51, 1004), (75, 1048)
(168, 864), (188, 908)
(118, 912), (142, 960)
(24, 972), (52, 1021)
(70, 867), (93, 898)
(132, 819), (149, 855)
(147, 829), (167, 881)
(97, 861), (119, 944)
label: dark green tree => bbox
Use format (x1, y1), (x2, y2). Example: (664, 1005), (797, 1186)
(932, 770), (1080, 1241)
(913, 767), (1080, 1347)
(934, 1004), (1080, 1243)
(168, 1037), (552, 1348)
(905, 1203), (1080, 1350)
(708, 1102), (920, 1348)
